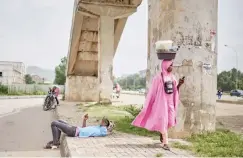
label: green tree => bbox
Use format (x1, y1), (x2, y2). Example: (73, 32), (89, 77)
(54, 57), (67, 85)
(217, 68), (243, 91)
(24, 74), (35, 84)
(117, 73), (146, 90)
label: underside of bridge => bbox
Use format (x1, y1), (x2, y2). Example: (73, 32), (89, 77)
(65, 0), (142, 102)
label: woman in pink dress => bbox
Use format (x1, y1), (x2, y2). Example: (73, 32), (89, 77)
(132, 60), (184, 150)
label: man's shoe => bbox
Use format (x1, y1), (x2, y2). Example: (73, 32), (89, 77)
(44, 141), (53, 149)
(51, 145), (58, 149)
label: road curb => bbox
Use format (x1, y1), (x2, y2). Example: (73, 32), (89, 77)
(53, 107), (72, 157)
(121, 92), (145, 96)
(216, 99), (243, 105)
(0, 95), (46, 100)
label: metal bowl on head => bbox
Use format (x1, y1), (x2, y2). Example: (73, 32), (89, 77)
(155, 40), (179, 60)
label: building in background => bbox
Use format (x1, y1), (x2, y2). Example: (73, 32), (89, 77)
(31, 74), (44, 84)
(0, 61), (25, 85)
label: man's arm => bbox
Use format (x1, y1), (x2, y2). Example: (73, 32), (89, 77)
(82, 119), (86, 128)
(82, 114), (88, 127)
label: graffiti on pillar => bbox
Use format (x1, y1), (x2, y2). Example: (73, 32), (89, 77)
(202, 63), (212, 75)
(194, 35), (202, 46)
(210, 30), (216, 52)
(184, 35), (193, 46)
(194, 22), (203, 47)
(204, 30), (216, 52)
(172, 32), (195, 48)
(172, 31), (184, 46)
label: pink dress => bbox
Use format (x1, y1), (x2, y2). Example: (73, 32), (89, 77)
(132, 60), (179, 133)
(165, 93), (175, 128)
(164, 76), (176, 128)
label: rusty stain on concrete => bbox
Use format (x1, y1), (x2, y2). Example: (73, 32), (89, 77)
(182, 59), (193, 66)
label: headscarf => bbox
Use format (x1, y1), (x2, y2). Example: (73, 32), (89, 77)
(161, 60), (173, 78)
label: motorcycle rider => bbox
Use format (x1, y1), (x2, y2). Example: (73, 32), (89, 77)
(49, 86), (60, 106)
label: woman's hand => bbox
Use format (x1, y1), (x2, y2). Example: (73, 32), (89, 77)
(178, 78), (184, 85)
(177, 77), (185, 89)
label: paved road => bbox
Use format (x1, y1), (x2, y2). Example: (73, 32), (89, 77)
(122, 91), (243, 101)
(0, 98), (44, 117)
(0, 99), (59, 157)
(115, 93), (243, 112)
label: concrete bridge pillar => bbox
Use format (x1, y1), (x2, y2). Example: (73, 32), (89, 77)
(65, 0), (142, 103)
(98, 16), (115, 102)
(147, 0), (218, 136)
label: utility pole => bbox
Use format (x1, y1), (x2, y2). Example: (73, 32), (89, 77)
(224, 44), (238, 89)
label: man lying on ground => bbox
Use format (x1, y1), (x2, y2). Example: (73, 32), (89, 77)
(44, 114), (111, 149)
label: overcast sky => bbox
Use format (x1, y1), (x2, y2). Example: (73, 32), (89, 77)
(0, 0), (242, 77)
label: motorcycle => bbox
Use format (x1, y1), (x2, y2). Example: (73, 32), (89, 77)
(43, 91), (56, 111)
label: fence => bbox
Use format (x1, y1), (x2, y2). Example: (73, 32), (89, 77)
(5, 84), (65, 94)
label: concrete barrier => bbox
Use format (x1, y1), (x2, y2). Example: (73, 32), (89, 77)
(0, 95), (63, 100)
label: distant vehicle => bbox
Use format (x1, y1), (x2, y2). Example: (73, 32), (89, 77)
(139, 89), (145, 94)
(230, 90), (243, 97)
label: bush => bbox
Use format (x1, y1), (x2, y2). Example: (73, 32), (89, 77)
(124, 105), (142, 117)
(0, 85), (8, 94)
(33, 90), (46, 95)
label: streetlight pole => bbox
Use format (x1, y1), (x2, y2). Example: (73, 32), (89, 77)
(224, 44), (238, 89)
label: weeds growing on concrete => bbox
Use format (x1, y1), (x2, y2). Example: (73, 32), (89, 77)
(155, 152), (163, 157)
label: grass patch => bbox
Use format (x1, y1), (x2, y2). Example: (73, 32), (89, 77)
(78, 104), (159, 137)
(115, 116), (159, 137)
(78, 103), (132, 121)
(172, 129), (243, 157)
(114, 105), (160, 137)
(155, 153), (163, 157)
(171, 142), (192, 151)
(188, 129), (243, 157)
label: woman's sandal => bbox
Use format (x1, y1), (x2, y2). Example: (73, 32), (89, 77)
(161, 144), (170, 151)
